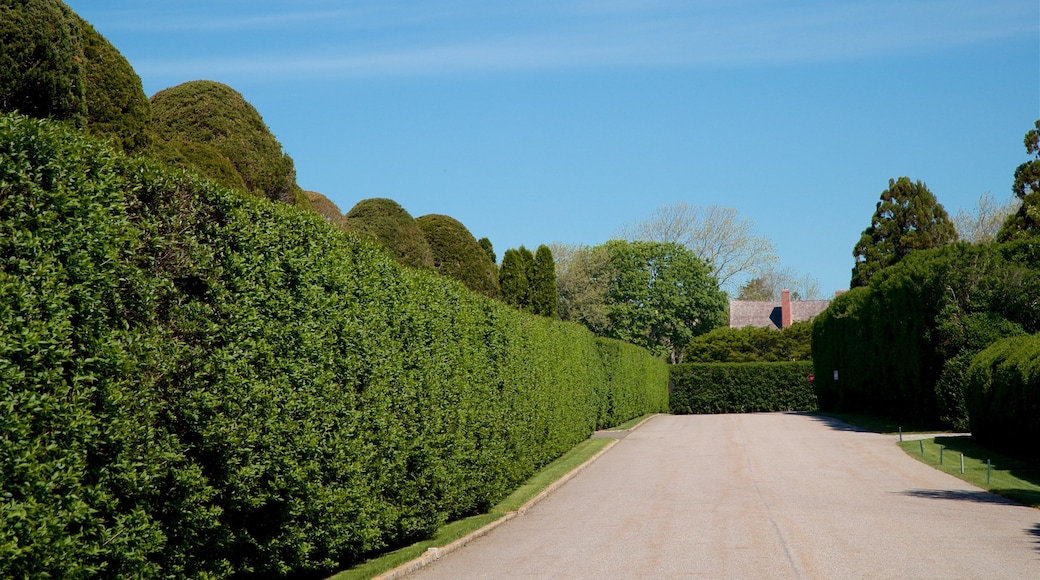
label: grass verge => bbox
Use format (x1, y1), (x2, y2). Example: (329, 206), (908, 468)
(604, 413), (657, 431)
(328, 437), (614, 580)
(898, 437), (1040, 509)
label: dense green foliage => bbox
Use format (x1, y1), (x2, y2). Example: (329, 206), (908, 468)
(0, 114), (668, 578)
(0, 0), (85, 124)
(344, 198), (434, 269)
(669, 362), (817, 414)
(498, 247), (532, 309)
(593, 338), (669, 428)
(498, 245), (557, 317)
(416, 214), (499, 298)
(600, 240), (727, 363)
(531, 245), (558, 318)
(683, 321), (813, 363)
(851, 177), (957, 288)
(76, 16), (151, 151)
(554, 243), (612, 334)
(964, 334), (1040, 457)
(150, 80), (298, 204)
(0, 1), (150, 151)
(813, 241), (1040, 427)
(478, 237), (496, 264)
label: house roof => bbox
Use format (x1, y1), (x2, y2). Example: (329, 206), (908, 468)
(728, 299), (831, 329)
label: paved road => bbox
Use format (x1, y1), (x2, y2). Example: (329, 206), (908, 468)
(410, 413), (1040, 579)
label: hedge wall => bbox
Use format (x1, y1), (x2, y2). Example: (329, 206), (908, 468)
(0, 114), (668, 578)
(669, 362), (817, 414)
(964, 334), (1040, 456)
(812, 242), (1040, 428)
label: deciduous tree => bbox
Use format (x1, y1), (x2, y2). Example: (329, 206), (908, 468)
(552, 243), (613, 334)
(617, 203), (777, 292)
(954, 191), (1020, 244)
(851, 177), (957, 288)
(601, 240), (727, 363)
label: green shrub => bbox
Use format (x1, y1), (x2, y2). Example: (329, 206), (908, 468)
(0, 0), (85, 125)
(416, 214), (499, 298)
(150, 80), (298, 204)
(344, 198), (434, 269)
(77, 16), (151, 152)
(812, 242), (1040, 427)
(0, 1), (151, 151)
(669, 362), (817, 414)
(0, 113), (666, 578)
(684, 320), (813, 363)
(964, 334), (1040, 456)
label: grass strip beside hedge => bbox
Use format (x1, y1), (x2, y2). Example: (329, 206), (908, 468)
(898, 437), (1040, 509)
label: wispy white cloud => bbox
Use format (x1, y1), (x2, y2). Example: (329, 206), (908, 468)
(104, 0), (1037, 81)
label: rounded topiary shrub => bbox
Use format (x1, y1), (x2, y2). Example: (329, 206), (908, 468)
(150, 80), (297, 203)
(345, 198), (434, 269)
(416, 214), (499, 298)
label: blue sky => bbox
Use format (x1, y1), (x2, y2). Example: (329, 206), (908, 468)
(68, 0), (1038, 296)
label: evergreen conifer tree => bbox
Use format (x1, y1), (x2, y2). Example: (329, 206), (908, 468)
(531, 245), (559, 318)
(498, 248), (530, 309)
(851, 177), (957, 288)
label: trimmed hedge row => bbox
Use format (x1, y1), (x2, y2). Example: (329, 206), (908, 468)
(812, 242), (1040, 427)
(594, 337), (670, 428)
(669, 362), (817, 414)
(965, 334), (1040, 456)
(0, 114), (668, 578)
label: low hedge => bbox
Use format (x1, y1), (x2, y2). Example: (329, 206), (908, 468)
(0, 114), (668, 578)
(964, 334), (1040, 456)
(669, 362), (817, 414)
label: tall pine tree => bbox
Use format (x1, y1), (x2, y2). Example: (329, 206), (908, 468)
(851, 177), (957, 288)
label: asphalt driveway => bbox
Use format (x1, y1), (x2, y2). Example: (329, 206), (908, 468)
(409, 413), (1040, 579)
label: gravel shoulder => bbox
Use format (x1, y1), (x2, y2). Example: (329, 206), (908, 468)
(409, 413), (1040, 579)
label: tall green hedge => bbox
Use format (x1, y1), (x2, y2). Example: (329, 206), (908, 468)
(669, 362), (817, 414)
(964, 334), (1040, 456)
(812, 242), (1040, 427)
(0, 114), (668, 578)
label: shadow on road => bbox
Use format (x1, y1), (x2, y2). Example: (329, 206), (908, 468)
(795, 412), (872, 433)
(1028, 523), (1040, 553)
(900, 489), (1020, 506)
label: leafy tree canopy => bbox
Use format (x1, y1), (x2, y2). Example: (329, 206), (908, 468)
(416, 214), (499, 298)
(345, 198), (434, 269)
(150, 80), (298, 204)
(601, 240), (727, 363)
(617, 203), (777, 293)
(553, 243), (614, 334)
(851, 177), (957, 288)
(683, 321), (813, 363)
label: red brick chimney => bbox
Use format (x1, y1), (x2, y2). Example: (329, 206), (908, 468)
(781, 289), (792, 329)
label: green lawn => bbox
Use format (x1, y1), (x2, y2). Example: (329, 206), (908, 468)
(329, 437), (615, 579)
(898, 436), (1040, 509)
